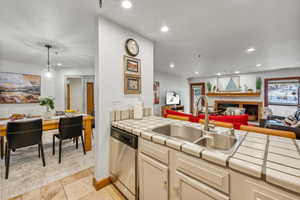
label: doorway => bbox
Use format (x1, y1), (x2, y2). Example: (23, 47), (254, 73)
(86, 82), (94, 115)
(190, 83), (205, 114)
(65, 76), (95, 114)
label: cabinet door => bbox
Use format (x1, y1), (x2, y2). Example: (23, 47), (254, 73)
(173, 171), (229, 200)
(139, 153), (168, 200)
(231, 171), (300, 200)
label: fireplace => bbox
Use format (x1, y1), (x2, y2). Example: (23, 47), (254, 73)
(215, 100), (263, 121)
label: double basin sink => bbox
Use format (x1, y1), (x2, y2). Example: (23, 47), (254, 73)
(151, 123), (241, 154)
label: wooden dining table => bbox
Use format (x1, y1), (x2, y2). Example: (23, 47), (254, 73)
(0, 115), (94, 153)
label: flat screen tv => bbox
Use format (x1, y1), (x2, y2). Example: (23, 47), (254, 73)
(166, 91), (180, 105)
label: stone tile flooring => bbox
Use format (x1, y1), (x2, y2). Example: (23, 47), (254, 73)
(0, 131), (95, 200)
(7, 168), (125, 200)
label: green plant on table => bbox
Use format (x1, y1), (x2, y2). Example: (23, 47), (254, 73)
(40, 97), (55, 111)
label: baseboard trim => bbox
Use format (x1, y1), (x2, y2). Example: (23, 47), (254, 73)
(93, 176), (112, 191)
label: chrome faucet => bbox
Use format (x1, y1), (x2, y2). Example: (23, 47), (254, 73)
(193, 95), (209, 131)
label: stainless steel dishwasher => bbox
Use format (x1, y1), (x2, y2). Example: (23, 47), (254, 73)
(110, 127), (138, 200)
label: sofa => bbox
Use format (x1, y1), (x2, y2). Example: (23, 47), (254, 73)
(260, 115), (300, 139)
(164, 110), (248, 129)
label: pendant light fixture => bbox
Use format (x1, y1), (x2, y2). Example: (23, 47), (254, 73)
(45, 44), (53, 78)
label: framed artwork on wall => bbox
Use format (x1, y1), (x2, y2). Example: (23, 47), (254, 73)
(0, 72), (41, 104)
(124, 56), (141, 75)
(217, 76), (240, 92)
(124, 74), (141, 94)
(154, 81), (160, 104)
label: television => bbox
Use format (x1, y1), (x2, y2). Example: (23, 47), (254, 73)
(166, 91), (180, 105)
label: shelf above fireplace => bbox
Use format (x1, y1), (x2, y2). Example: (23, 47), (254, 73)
(206, 92), (261, 97)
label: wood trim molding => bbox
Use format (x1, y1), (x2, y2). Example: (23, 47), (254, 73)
(93, 177), (112, 191)
(190, 82), (205, 113)
(206, 92), (260, 97)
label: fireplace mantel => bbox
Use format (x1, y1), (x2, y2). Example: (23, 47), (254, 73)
(207, 92), (261, 97)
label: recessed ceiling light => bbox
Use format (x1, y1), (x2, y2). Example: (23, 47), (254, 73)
(216, 73), (221, 76)
(235, 71), (240, 74)
(247, 47), (256, 53)
(57, 63), (62, 66)
(195, 71), (199, 75)
(121, 0), (132, 9)
(161, 26), (169, 33)
(170, 63), (175, 68)
(256, 64), (262, 67)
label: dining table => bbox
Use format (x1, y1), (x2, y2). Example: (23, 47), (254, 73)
(0, 114), (94, 157)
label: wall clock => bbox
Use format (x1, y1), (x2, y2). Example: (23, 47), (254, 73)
(125, 38), (139, 57)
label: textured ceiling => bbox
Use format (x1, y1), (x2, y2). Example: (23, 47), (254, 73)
(0, 0), (300, 77)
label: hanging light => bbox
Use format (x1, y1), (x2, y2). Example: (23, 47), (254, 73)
(45, 44), (53, 78)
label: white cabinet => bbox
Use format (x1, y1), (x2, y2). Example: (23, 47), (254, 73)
(172, 171), (229, 200)
(169, 150), (229, 200)
(138, 153), (169, 200)
(230, 171), (300, 200)
(173, 151), (230, 194)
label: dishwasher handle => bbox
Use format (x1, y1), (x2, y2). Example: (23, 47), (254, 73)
(111, 127), (138, 149)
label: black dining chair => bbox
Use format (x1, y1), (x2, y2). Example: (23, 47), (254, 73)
(5, 119), (45, 179)
(52, 116), (86, 163)
(0, 136), (4, 160)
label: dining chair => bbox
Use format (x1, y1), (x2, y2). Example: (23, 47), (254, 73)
(1, 136), (4, 160)
(52, 116), (86, 163)
(5, 119), (45, 179)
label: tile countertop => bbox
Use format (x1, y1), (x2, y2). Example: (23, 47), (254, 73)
(111, 116), (300, 195)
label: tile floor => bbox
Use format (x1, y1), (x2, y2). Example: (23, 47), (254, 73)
(0, 131), (95, 200)
(7, 168), (125, 200)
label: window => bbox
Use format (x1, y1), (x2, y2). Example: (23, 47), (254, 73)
(265, 77), (300, 106)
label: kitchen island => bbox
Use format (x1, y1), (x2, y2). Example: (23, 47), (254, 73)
(112, 116), (300, 200)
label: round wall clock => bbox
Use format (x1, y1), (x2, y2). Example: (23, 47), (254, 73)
(125, 38), (139, 57)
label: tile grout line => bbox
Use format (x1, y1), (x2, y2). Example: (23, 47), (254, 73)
(294, 140), (300, 156)
(60, 178), (70, 200)
(226, 132), (248, 167)
(261, 135), (270, 180)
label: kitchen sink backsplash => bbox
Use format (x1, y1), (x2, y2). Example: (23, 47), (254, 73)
(110, 108), (152, 122)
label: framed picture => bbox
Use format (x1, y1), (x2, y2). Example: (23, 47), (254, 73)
(124, 74), (141, 94)
(0, 72), (41, 104)
(217, 76), (240, 92)
(153, 81), (160, 104)
(124, 56), (141, 75)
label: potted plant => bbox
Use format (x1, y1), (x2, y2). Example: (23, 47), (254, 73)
(40, 97), (55, 119)
(207, 82), (212, 92)
(256, 77), (262, 92)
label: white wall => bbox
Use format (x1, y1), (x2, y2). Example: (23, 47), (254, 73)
(0, 59), (55, 117)
(0, 59), (95, 117)
(153, 71), (189, 115)
(95, 17), (154, 181)
(189, 68), (300, 116)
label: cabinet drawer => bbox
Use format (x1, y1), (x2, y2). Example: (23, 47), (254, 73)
(139, 138), (169, 165)
(174, 171), (229, 200)
(175, 152), (229, 194)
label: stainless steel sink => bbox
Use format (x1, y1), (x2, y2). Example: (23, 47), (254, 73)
(151, 123), (243, 154)
(194, 133), (237, 150)
(151, 124), (203, 142)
